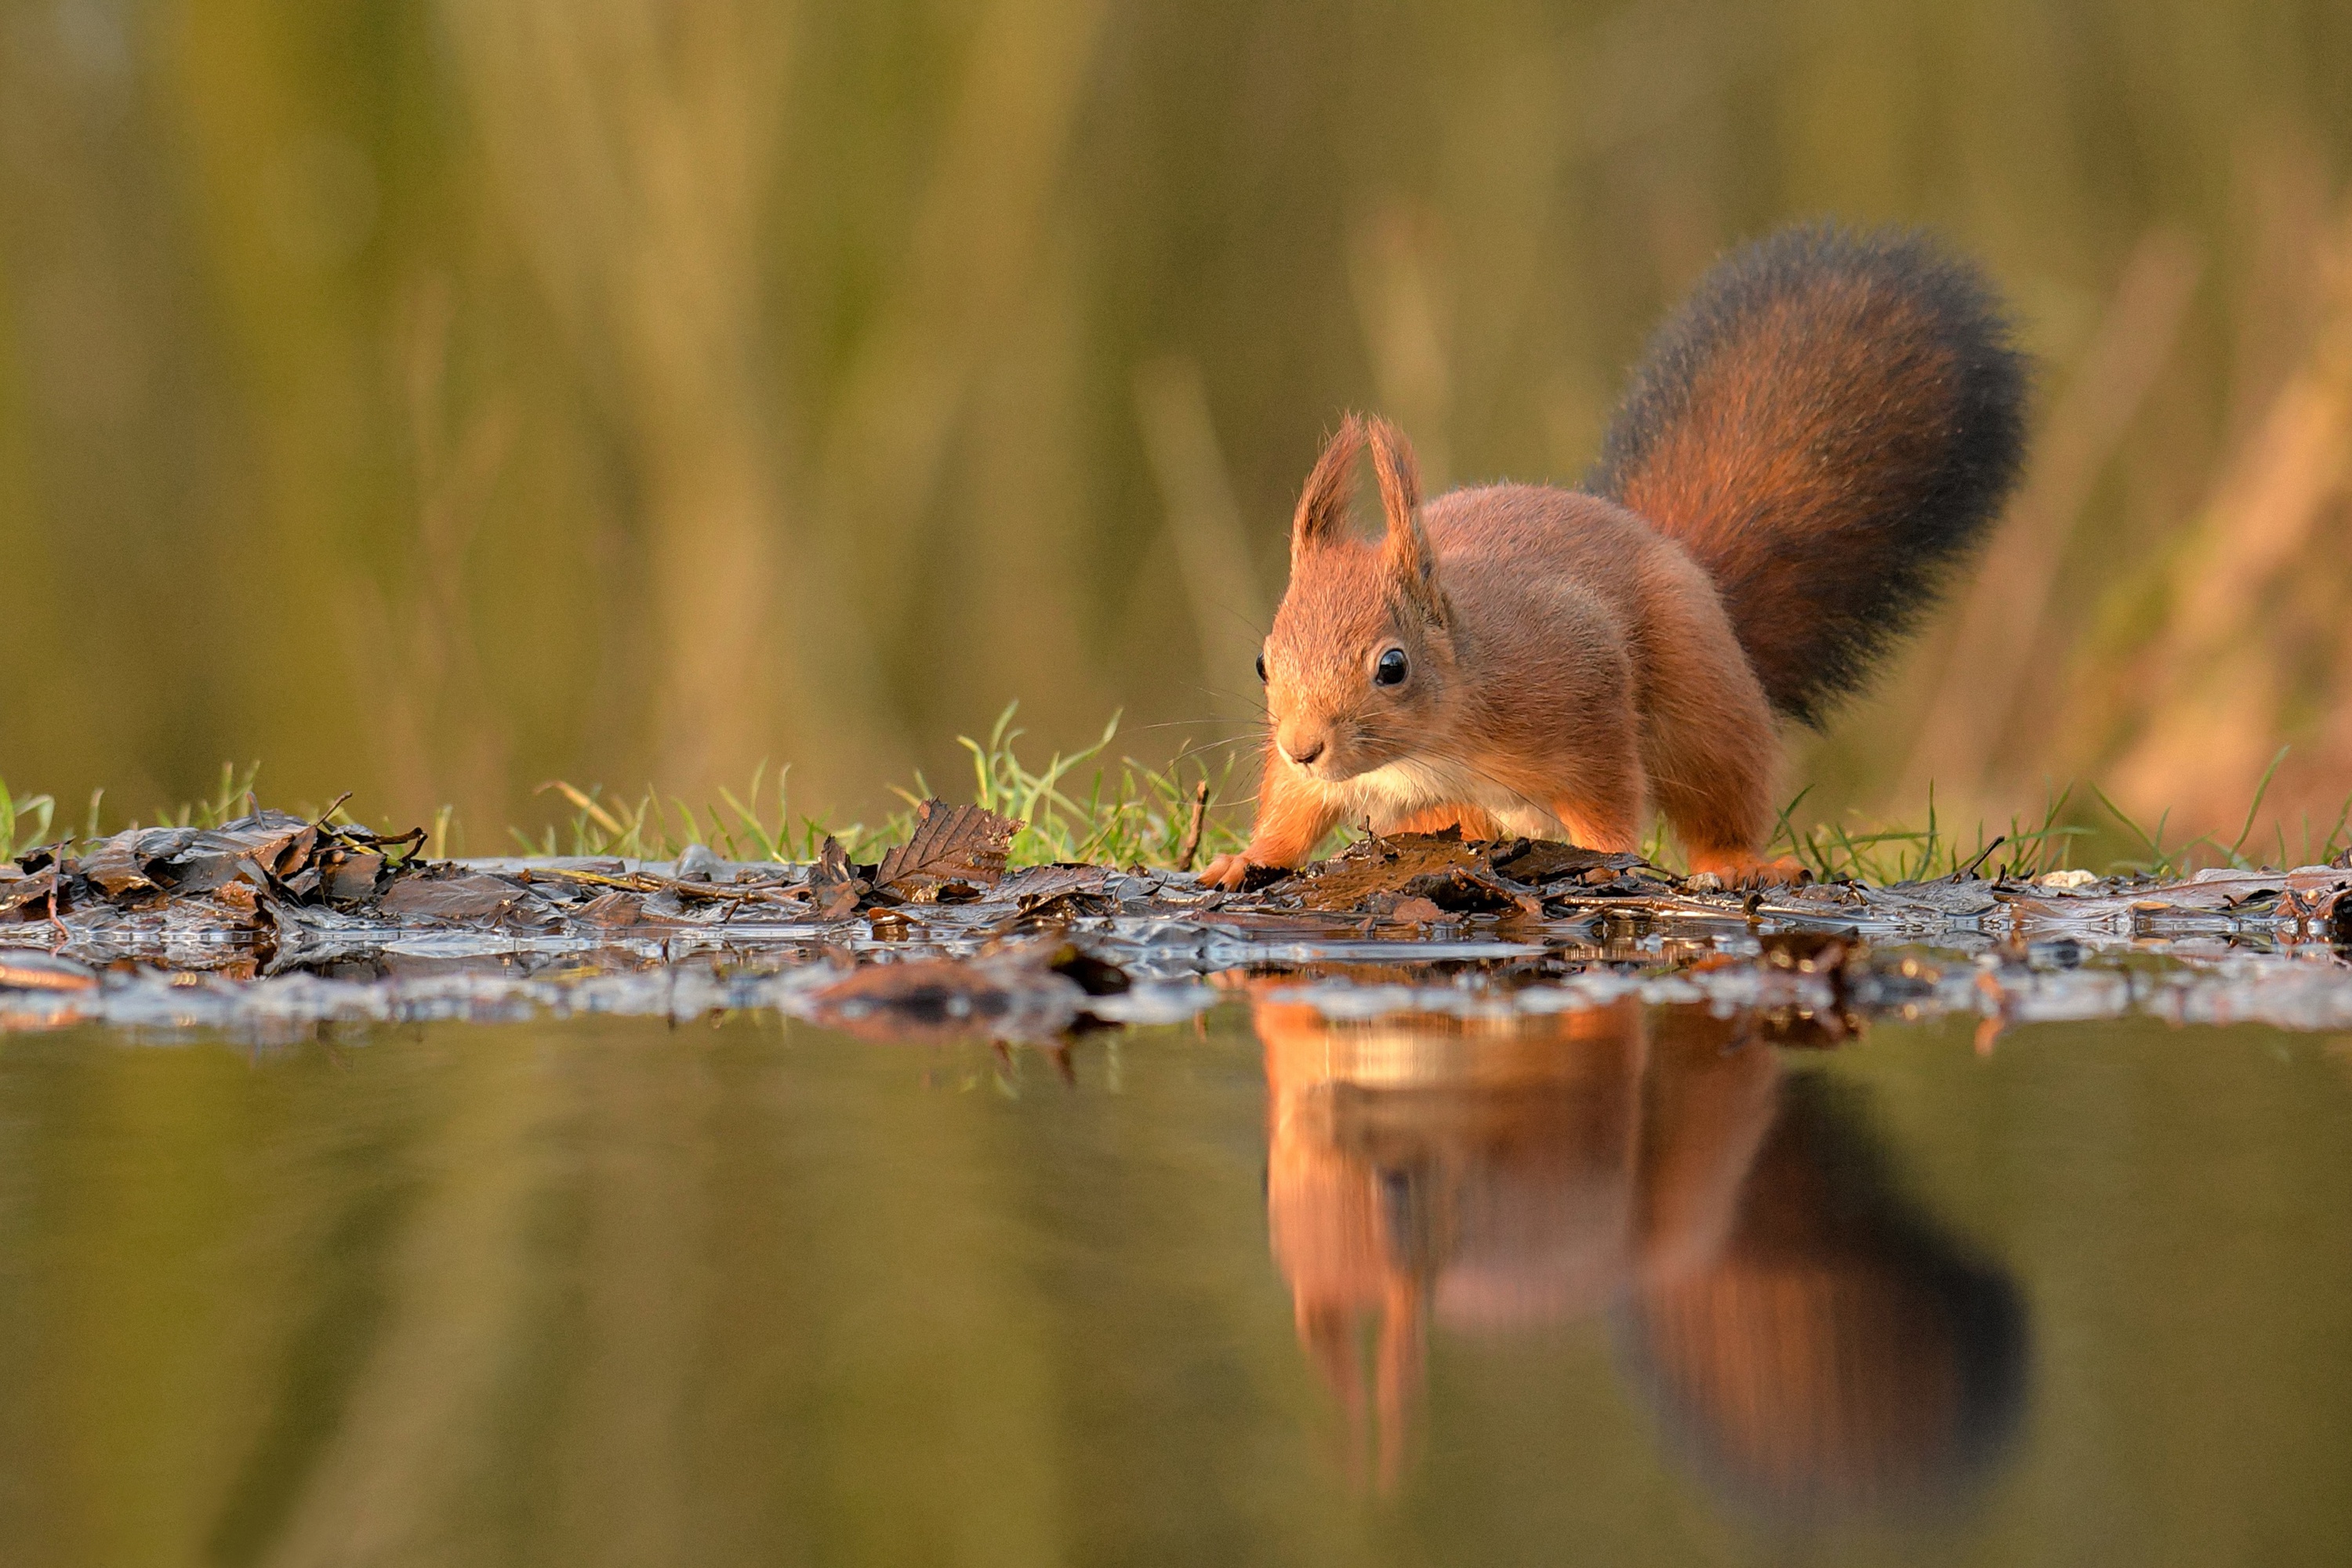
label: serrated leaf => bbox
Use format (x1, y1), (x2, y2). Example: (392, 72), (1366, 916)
(876, 800), (1021, 898)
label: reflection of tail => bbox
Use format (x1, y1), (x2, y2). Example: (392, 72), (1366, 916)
(1621, 1074), (2029, 1515)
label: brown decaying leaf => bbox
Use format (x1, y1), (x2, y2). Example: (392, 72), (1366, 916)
(0, 872), (60, 920)
(1278, 832), (1556, 914)
(1487, 840), (1642, 884)
(82, 831), (160, 896)
(806, 836), (867, 920)
(995, 864), (1110, 902)
(378, 870), (553, 926)
(875, 799), (1021, 900)
(320, 850), (384, 904)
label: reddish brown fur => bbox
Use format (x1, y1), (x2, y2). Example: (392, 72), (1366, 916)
(1610, 282), (1962, 716)
(1205, 226), (2025, 885)
(1258, 994), (2025, 1501)
(1205, 416), (1779, 883)
(1591, 226), (2027, 723)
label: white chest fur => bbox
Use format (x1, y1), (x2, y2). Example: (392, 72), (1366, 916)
(1319, 755), (1568, 840)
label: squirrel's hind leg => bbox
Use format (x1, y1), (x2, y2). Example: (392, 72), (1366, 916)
(1552, 797), (1642, 855)
(1633, 581), (1785, 879)
(1548, 749), (1644, 855)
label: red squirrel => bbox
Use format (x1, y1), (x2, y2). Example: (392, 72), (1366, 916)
(1202, 223), (2028, 888)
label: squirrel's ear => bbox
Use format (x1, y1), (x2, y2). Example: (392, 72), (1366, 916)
(1291, 415), (1366, 561)
(1368, 416), (1446, 625)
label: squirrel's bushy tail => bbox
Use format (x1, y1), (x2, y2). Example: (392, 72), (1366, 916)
(1590, 224), (2027, 725)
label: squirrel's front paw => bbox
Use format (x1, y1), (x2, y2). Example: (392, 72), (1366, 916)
(1199, 851), (1253, 890)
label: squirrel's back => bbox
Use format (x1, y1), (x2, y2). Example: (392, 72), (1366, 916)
(1589, 225), (2027, 724)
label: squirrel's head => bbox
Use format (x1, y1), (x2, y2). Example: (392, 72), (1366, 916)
(1258, 415), (1457, 783)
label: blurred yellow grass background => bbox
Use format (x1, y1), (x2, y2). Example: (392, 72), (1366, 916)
(5, 0), (2352, 854)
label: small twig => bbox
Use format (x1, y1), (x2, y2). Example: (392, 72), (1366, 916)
(1951, 834), (2007, 883)
(534, 864), (808, 907)
(1177, 779), (1211, 872)
(310, 791), (356, 834)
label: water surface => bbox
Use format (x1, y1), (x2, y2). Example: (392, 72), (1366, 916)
(2, 1000), (2349, 1566)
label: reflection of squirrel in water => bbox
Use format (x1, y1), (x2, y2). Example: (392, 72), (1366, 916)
(1257, 994), (2027, 1508)
(1204, 225), (2027, 887)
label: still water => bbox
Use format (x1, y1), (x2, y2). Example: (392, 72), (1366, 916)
(2, 996), (2349, 1566)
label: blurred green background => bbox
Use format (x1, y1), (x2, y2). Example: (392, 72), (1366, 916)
(5, 0), (2352, 851)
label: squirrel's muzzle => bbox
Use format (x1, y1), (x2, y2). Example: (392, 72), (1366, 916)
(1278, 728), (1329, 771)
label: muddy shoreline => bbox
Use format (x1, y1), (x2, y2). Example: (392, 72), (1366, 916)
(7, 806), (2352, 1040)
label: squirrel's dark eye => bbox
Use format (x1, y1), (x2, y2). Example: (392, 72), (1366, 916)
(1254, 653), (1268, 684)
(1374, 648), (1409, 686)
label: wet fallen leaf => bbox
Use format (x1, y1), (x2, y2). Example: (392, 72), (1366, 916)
(876, 799), (1021, 900)
(994, 864), (1110, 902)
(320, 850), (383, 904)
(379, 869), (551, 925)
(807, 836), (867, 920)
(1396, 865), (1537, 914)
(1277, 833), (1494, 912)
(1388, 895), (1444, 924)
(82, 831), (161, 896)
(132, 812), (312, 894)
(572, 890), (649, 927)
(1488, 840), (1643, 884)
(0, 872), (59, 920)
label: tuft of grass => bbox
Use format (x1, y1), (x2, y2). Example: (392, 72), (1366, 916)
(519, 767), (858, 863)
(149, 762), (263, 830)
(530, 705), (1253, 869)
(2086, 744), (2313, 877)
(0, 781), (57, 862)
(1770, 782), (2094, 884)
(31, 732), (2347, 886)
(1776, 752), (2352, 884)
(945, 705), (1249, 867)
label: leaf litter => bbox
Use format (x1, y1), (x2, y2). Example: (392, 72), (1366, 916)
(9, 804), (2352, 1045)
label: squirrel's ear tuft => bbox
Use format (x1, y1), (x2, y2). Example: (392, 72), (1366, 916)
(1291, 415), (1367, 561)
(1368, 416), (1445, 624)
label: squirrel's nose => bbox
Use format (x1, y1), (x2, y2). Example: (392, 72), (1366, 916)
(1283, 736), (1326, 768)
